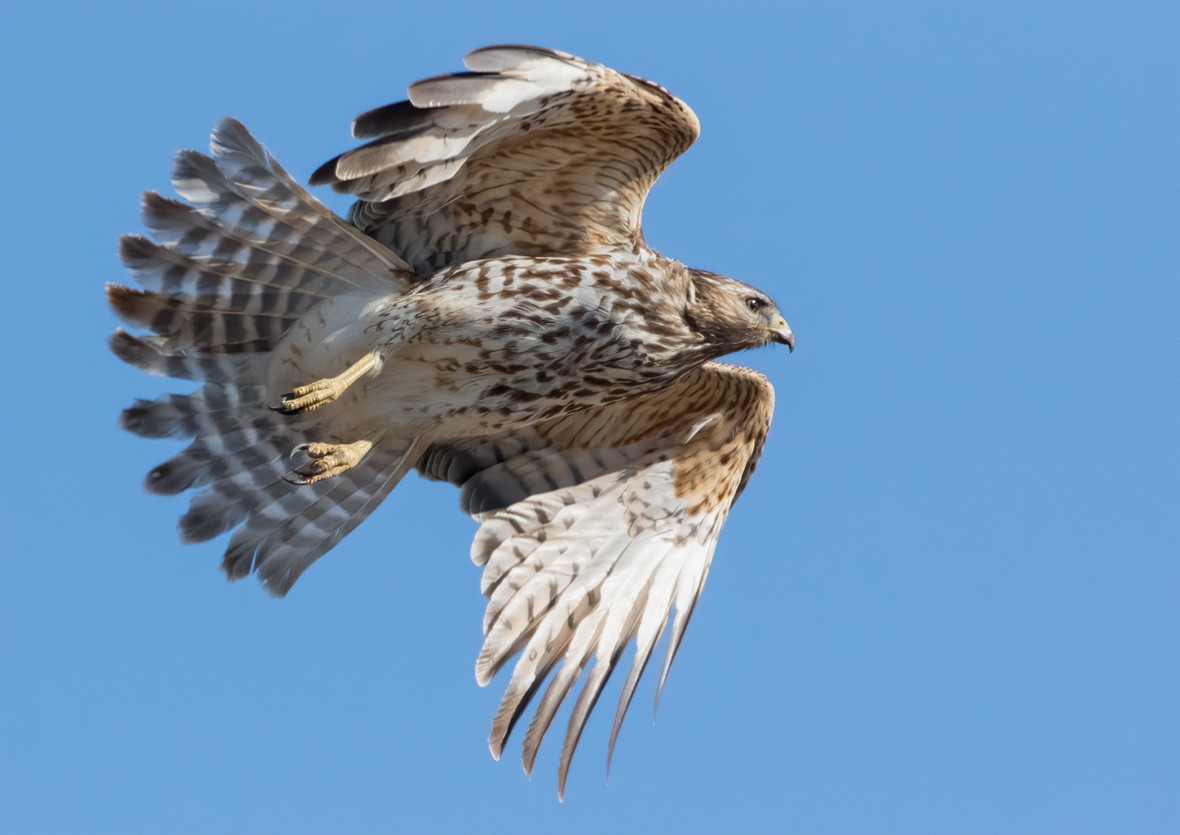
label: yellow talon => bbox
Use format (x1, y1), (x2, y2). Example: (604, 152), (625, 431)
(287, 439), (374, 485)
(274, 351), (379, 415)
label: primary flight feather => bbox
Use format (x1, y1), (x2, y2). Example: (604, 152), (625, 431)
(109, 45), (793, 796)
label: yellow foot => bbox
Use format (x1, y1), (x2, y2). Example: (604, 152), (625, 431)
(273, 351), (379, 415)
(286, 440), (374, 485)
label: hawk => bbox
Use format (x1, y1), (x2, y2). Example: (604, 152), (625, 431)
(109, 45), (794, 794)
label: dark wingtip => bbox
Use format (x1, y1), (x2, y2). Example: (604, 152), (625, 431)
(119, 402), (146, 434)
(308, 154), (342, 186)
(106, 283), (148, 327)
(180, 504), (228, 544)
(118, 233), (153, 265)
(350, 99), (424, 139)
(220, 541), (255, 581)
(108, 329), (152, 369)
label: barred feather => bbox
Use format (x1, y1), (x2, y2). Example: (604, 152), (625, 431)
(145, 416), (293, 496)
(420, 364), (775, 796)
(185, 119), (409, 285)
(119, 385), (266, 439)
(112, 118), (414, 595)
(217, 437), (426, 596)
(311, 45), (701, 271)
(109, 329), (261, 383)
(107, 285), (304, 354)
(117, 232), (328, 316)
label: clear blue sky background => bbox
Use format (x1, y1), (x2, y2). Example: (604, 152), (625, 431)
(2, 2), (1177, 833)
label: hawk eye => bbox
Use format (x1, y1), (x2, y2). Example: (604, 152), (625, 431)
(745, 296), (768, 312)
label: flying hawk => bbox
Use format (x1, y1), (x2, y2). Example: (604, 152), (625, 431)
(109, 45), (794, 795)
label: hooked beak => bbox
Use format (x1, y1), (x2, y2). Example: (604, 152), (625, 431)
(770, 317), (795, 352)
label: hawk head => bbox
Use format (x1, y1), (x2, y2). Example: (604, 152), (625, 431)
(683, 269), (794, 355)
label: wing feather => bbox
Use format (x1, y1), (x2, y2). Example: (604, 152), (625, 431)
(418, 363), (775, 795)
(312, 45), (700, 271)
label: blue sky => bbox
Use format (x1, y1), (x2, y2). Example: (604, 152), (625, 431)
(2, 2), (1177, 833)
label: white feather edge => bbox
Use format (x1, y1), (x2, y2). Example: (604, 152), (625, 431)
(473, 457), (726, 793)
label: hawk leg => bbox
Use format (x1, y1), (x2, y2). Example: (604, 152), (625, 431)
(287, 439), (374, 485)
(275, 351), (380, 415)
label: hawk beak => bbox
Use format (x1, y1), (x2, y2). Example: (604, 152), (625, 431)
(770, 318), (795, 352)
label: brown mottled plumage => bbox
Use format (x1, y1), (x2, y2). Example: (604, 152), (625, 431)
(108, 45), (793, 797)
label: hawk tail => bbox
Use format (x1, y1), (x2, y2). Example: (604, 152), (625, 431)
(215, 433), (427, 597)
(108, 116), (409, 381)
(132, 396), (424, 595)
(110, 118), (417, 595)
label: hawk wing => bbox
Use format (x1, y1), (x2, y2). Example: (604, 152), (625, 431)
(310, 45), (701, 271)
(418, 363), (774, 795)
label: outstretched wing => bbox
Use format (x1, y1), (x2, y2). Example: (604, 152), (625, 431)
(418, 363), (774, 796)
(311, 45), (700, 272)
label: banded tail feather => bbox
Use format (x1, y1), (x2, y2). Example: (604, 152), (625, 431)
(110, 118), (412, 595)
